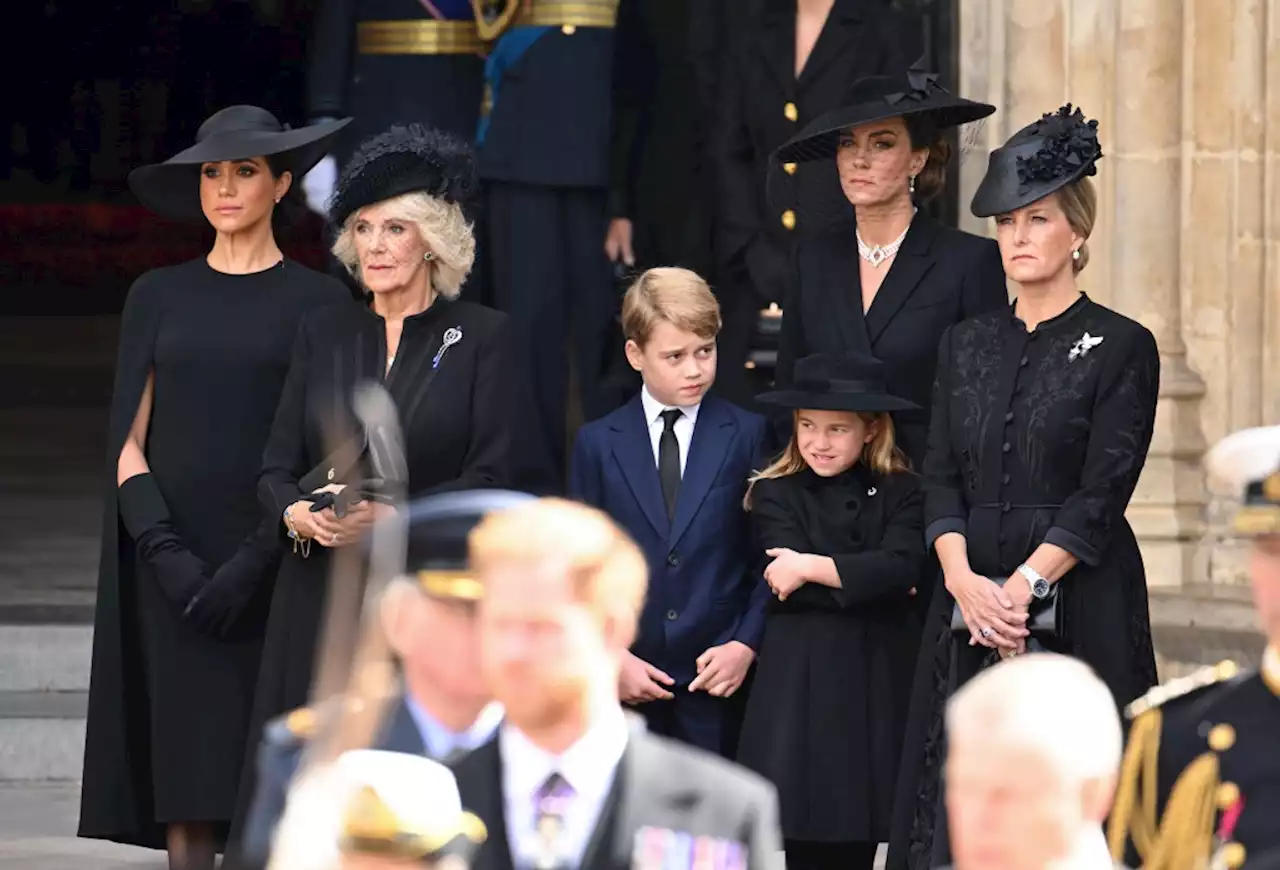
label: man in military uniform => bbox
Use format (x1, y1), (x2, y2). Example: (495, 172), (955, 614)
(1107, 425), (1280, 870)
(237, 490), (532, 867)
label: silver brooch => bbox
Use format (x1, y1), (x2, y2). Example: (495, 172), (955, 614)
(867, 486), (877, 497)
(432, 326), (463, 369)
(1068, 331), (1104, 362)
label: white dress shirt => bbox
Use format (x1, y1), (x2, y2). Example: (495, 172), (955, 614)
(406, 699), (504, 759)
(1047, 827), (1116, 869)
(640, 386), (701, 477)
(500, 705), (629, 869)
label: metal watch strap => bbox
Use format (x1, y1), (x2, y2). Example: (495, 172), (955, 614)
(1017, 563), (1050, 598)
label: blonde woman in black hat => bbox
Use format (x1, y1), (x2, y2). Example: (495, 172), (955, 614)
(772, 64), (1007, 472)
(887, 106), (1160, 870)
(78, 106), (352, 869)
(737, 351), (925, 870)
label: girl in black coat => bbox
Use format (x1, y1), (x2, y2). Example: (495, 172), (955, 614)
(735, 351), (925, 870)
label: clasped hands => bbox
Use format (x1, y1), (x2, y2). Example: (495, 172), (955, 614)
(618, 641), (755, 704)
(285, 484), (393, 549)
(948, 568), (1034, 657)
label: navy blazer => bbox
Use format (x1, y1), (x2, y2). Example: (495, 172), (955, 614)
(569, 393), (770, 684)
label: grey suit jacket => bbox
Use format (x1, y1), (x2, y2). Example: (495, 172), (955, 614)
(451, 716), (783, 870)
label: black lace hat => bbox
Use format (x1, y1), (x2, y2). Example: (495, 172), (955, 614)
(328, 124), (479, 229)
(128, 105), (350, 220)
(756, 351), (919, 413)
(773, 63), (995, 166)
(970, 104), (1103, 218)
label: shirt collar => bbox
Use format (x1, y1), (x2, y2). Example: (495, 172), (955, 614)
(1045, 827), (1114, 870)
(500, 703), (629, 804)
(640, 385), (701, 428)
(405, 697), (504, 758)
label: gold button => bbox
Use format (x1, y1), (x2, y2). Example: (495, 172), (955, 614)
(781, 209), (796, 230)
(1221, 842), (1246, 869)
(1216, 659), (1240, 680)
(561, 24), (576, 35)
(1208, 723), (1236, 752)
(1216, 781), (1241, 809)
(784, 102), (798, 122)
(783, 161), (797, 175)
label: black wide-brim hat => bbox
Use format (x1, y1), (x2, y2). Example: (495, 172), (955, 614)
(128, 105), (350, 220)
(970, 103), (1103, 218)
(756, 351), (919, 413)
(774, 64), (995, 165)
(328, 124), (479, 229)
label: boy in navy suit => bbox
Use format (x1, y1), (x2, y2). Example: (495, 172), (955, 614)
(569, 267), (770, 756)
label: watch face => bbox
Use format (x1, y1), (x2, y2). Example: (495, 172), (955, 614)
(1032, 578), (1050, 598)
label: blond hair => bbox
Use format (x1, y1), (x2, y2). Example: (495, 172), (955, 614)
(1056, 177), (1098, 274)
(468, 498), (648, 621)
(331, 191), (476, 298)
(621, 267), (722, 347)
(744, 410), (910, 509)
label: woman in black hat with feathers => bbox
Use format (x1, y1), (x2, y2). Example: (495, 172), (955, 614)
(78, 106), (352, 868)
(771, 64), (1008, 472)
(737, 351), (925, 870)
(886, 105), (1160, 870)
(228, 123), (516, 845)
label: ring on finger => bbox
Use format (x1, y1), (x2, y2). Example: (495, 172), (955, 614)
(980, 627), (994, 638)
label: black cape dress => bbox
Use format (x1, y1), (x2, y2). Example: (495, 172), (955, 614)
(736, 464), (924, 845)
(228, 294), (515, 847)
(79, 259), (349, 849)
(885, 295), (1161, 870)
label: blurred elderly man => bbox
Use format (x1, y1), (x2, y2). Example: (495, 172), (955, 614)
(944, 653), (1123, 870)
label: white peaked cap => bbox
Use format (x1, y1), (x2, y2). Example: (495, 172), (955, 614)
(1204, 425), (1280, 495)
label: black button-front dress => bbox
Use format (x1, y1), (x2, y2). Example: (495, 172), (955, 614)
(886, 294), (1162, 870)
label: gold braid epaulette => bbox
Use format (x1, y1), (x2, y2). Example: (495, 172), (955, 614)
(1106, 661), (1240, 867)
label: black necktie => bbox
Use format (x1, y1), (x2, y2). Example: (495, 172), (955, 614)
(659, 409), (682, 520)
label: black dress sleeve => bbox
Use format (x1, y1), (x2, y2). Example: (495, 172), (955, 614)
(750, 478), (842, 611)
(415, 315), (515, 496)
(607, 0), (651, 221)
(922, 326), (969, 547)
(259, 317), (313, 519)
(829, 476), (925, 607)
(1043, 326), (1160, 566)
(709, 29), (758, 278)
(305, 0), (353, 120)
(961, 237), (1008, 318)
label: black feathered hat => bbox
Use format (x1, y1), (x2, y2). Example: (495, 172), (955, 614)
(328, 124), (479, 229)
(756, 352), (919, 413)
(128, 105), (349, 220)
(970, 104), (1103, 218)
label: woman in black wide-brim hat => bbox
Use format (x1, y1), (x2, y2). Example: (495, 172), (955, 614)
(886, 105), (1160, 870)
(771, 63), (1008, 473)
(78, 105), (351, 867)
(736, 351), (925, 870)
(227, 123), (517, 849)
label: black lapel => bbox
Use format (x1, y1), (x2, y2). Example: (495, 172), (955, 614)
(455, 739), (515, 870)
(809, 227), (871, 354)
(669, 397), (734, 548)
(377, 696), (427, 757)
(863, 216), (939, 345)
(609, 396), (670, 540)
(796, 0), (863, 88)
(752, 1), (795, 95)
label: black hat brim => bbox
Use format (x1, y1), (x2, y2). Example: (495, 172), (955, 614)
(969, 138), (1095, 218)
(775, 96), (996, 165)
(127, 117), (351, 220)
(755, 390), (920, 413)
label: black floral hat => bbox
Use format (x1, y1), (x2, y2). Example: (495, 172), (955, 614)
(970, 104), (1103, 218)
(328, 124), (479, 229)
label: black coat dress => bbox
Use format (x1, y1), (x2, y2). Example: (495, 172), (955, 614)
(775, 215), (1008, 469)
(736, 464), (924, 844)
(228, 295), (514, 842)
(79, 260), (349, 849)
(708, 0), (920, 404)
(886, 295), (1162, 870)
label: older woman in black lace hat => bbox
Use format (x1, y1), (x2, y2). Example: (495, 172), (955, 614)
(772, 65), (1007, 472)
(886, 105), (1160, 870)
(230, 124), (515, 844)
(78, 106), (351, 868)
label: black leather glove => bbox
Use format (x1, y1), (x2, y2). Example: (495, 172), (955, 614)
(183, 519), (282, 638)
(118, 473), (207, 612)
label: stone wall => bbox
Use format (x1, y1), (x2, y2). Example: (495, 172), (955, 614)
(955, 0), (1280, 587)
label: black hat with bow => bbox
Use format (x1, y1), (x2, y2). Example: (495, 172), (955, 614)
(127, 105), (350, 220)
(774, 63), (996, 166)
(756, 352), (919, 413)
(970, 104), (1103, 218)
(328, 124), (479, 229)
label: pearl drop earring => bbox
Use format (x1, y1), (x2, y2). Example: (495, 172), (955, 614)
(423, 252), (435, 261)
(1073, 249), (1081, 261)
(909, 175), (916, 194)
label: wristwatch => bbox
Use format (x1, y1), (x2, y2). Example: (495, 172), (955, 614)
(1016, 564), (1051, 599)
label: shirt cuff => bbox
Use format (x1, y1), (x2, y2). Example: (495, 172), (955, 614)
(925, 517), (967, 550)
(1043, 525), (1101, 567)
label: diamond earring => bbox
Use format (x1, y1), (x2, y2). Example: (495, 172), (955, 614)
(423, 252), (435, 261)
(909, 175), (916, 194)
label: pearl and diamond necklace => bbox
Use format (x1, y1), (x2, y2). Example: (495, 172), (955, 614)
(856, 208), (917, 268)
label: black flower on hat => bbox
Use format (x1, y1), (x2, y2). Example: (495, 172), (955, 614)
(884, 64), (942, 107)
(1014, 104), (1102, 193)
(329, 124), (478, 229)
